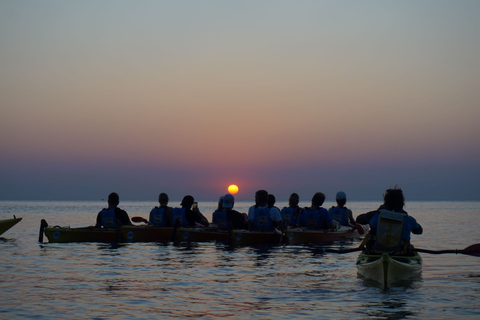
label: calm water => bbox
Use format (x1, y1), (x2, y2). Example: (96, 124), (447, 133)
(1, 200), (479, 319)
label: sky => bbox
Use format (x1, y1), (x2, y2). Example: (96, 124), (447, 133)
(1, 1), (479, 202)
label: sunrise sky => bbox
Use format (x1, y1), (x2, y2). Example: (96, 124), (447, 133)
(1, 1), (479, 201)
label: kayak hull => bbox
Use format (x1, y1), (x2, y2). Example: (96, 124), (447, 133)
(0, 217), (22, 236)
(174, 227), (230, 243)
(356, 251), (422, 289)
(285, 225), (367, 245)
(230, 229), (283, 247)
(122, 225), (174, 243)
(44, 226), (121, 243)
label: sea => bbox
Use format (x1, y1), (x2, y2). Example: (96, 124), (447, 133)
(1, 200), (479, 319)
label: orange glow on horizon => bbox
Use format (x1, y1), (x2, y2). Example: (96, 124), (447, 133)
(228, 184), (239, 194)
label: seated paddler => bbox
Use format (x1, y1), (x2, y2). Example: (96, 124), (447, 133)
(356, 187), (423, 255)
(95, 192), (132, 228)
(212, 194), (248, 230)
(149, 192), (173, 226)
(247, 189), (284, 232)
(280, 193), (303, 227)
(296, 192), (336, 230)
(172, 195), (210, 228)
(328, 191), (355, 227)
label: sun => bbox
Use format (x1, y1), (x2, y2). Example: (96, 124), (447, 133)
(227, 184), (239, 195)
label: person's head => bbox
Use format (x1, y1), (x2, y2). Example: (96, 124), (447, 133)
(217, 195), (225, 210)
(222, 194), (234, 210)
(311, 192), (326, 207)
(108, 192), (120, 208)
(383, 187), (405, 211)
(268, 194), (276, 207)
(255, 190), (269, 206)
(180, 195), (195, 209)
(335, 191), (347, 206)
(289, 193), (299, 207)
(158, 192), (169, 206)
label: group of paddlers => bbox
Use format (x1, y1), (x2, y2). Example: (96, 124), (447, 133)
(96, 187), (422, 254)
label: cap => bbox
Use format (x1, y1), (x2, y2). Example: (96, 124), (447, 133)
(219, 196), (224, 202)
(222, 194), (234, 209)
(336, 191), (346, 200)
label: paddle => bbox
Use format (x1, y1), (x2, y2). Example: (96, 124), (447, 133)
(132, 216), (149, 224)
(415, 244), (480, 257)
(319, 243), (480, 256)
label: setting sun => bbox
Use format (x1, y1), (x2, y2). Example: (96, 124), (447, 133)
(228, 184), (239, 194)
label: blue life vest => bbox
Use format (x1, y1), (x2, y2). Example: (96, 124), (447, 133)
(252, 206), (274, 230)
(100, 208), (117, 229)
(298, 208), (323, 229)
(330, 207), (348, 226)
(213, 210), (229, 230)
(370, 209), (406, 252)
(150, 207), (166, 226)
(171, 208), (189, 227)
(280, 207), (297, 226)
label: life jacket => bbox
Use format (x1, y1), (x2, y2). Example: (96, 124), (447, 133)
(280, 207), (297, 226)
(171, 208), (189, 227)
(150, 207), (166, 226)
(252, 206), (274, 230)
(330, 207), (348, 226)
(373, 209), (406, 252)
(300, 208), (323, 229)
(213, 210), (230, 230)
(100, 208), (117, 229)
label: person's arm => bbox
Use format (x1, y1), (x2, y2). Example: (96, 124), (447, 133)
(356, 211), (377, 225)
(117, 209), (133, 226)
(347, 208), (356, 226)
(95, 211), (102, 228)
(410, 217), (423, 234)
(193, 208), (209, 227)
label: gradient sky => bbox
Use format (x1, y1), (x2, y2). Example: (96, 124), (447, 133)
(1, 1), (479, 201)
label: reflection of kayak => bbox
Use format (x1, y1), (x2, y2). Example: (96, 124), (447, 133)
(122, 225), (173, 243)
(285, 225), (367, 245)
(230, 229), (283, 247)
(356, 251), (422, 289)
(175, 227), (230, 243)
(0, 217), (22, 236)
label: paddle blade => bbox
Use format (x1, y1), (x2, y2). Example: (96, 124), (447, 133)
(131, 216), (148, 223)
(355, 224), (365, 235)
(463, 244), (480, 257)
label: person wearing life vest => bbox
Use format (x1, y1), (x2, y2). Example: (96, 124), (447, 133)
(213, 194), (248, 230)
(356, 187), (423, 255)
(212, 195), (226, 228)
(280, 193), (303, 227)
(149, 192), (173, 226)
(297, 192), (336, 230)
(95, 192), (132, 228)
(329, 191), (355, 227)
(248, 190), (284, 232)
(172, 195), (210, 228)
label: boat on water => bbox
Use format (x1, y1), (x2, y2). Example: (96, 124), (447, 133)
(285, 224), (367, 245)
(356, 251), (422, 289)
(230, 229), (283, 247)
(121, 225), (174, 243)
(174, 227), (230, 243)
(0, 216), (22, 236)
(43, 225), (121, 243)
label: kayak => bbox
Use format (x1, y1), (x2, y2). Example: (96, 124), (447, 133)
(356, 251), (422, 289)
(0, 217), (22, 236)
(174, 227), (230, 243)
(285, 225), (367, 245)
(43, 225), (121, 243)
(122, 225), (174, 243)
(230, 229), (283, 247)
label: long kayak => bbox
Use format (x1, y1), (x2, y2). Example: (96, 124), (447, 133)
(174, 227), (230, 243)
(43, 225), (121, 243)
(356, 251), (422, 289)
(122, 225), (174, 243)
(285, 225), (367, 245)
(230, 229), (283, 247)
(0, 217), (22, 236)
